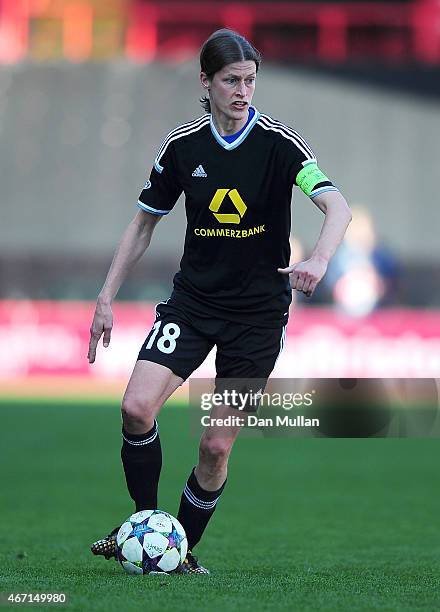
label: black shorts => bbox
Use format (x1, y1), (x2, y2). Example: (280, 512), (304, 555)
(138, 299), (286, 386)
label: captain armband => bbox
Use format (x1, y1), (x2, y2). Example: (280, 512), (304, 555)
(295, 163), (332, 197)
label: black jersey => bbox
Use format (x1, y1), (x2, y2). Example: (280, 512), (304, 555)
(138, 107), (337, 328)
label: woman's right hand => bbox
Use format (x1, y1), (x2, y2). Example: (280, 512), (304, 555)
(87, 298), (113, 364)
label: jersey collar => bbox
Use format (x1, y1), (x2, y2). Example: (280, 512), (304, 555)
(209, 106), (260, 151)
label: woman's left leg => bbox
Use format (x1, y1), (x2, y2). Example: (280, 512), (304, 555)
(177, 403), (243, 551)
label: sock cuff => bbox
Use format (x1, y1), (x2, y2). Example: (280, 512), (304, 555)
(122, 420), (158, 446)
(183, 467), (227, 510)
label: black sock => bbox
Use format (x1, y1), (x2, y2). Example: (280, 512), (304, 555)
(177, 467), (226, 550)
(121, 420), (162, 512)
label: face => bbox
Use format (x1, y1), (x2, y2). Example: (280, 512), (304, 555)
(201, 60), (257, 122)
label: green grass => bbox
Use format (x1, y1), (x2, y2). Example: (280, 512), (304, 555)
(1, 399), (440, 611)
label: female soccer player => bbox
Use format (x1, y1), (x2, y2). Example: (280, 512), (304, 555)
(89, 29), (352, 573)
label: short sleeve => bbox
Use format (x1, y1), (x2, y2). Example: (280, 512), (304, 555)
(278, 126), (338, 199)
(138, 140), (182, 216)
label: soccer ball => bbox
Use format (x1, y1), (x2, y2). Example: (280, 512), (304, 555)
(116, 510), (188, 575)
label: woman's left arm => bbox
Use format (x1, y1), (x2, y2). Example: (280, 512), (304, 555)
(278, 190), (352, 297)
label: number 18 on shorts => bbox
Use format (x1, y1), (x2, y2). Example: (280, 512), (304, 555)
(138, 301), (287, 385)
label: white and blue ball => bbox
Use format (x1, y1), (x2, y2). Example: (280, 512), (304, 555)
(116, 510), (187, 575)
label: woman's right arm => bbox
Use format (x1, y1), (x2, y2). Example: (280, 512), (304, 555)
(87, 210), (161, 363)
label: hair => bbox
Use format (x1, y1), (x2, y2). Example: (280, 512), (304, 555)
(199, 29), (262, 113)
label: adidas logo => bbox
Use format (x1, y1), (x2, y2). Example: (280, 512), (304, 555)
(192, 164), (207, 178)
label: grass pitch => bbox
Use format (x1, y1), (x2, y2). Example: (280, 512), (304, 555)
(1, 399), (440, 611)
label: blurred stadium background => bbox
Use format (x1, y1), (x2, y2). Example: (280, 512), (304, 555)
(1, 0), (440, 397)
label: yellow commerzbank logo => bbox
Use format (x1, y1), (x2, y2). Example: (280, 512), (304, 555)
(194, 188), (265, 239)
(209, 188), (247, 224)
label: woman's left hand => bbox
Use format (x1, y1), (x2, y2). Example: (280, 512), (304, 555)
(278, 255), (328, 297)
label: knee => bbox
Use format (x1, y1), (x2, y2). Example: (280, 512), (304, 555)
(121, 394), (157, 432)
(199, 436), (232, 467)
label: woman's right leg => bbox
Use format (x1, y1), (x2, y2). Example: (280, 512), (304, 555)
(122, 359), (183, 433)
(120, 360), (183, 512)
